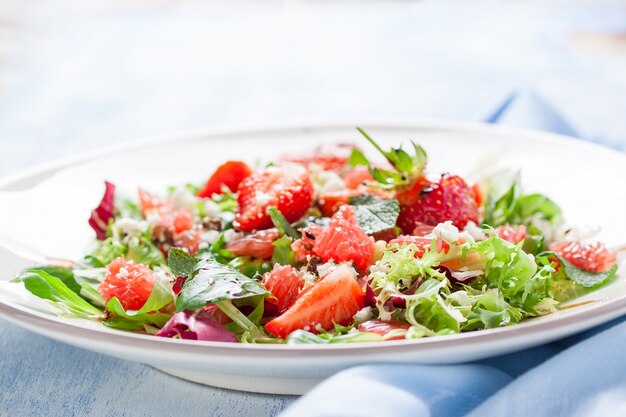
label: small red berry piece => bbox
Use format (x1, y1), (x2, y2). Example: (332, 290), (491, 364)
(265, 265), (364, 338)
(99, 258), (156, 311)
(312, 205), (375, 273)
(234, 165), (314, 232)
(198, 160), (252, 198)
(397, 174), (479, 233)
(262, 264), (305, 314)
(549, 241), (617, 273)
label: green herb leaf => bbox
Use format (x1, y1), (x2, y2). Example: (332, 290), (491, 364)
(348, 194), (400, 235)
(268, 207), (300, 239)
(176, 259), (270, 312)
(272, 235), (295, 266)
(32, 266), (82, 296)
(16, 269), (103, 318)
(348, 149), (369, 167)
(104, 280), (174, 331)
(168, 247), (197, 278)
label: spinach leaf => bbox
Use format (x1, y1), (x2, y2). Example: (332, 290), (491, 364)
(176, 259), (270, 312)
(168, 248), (197, 278)
(16, 269), (103, 318)
(348, 194), (399, 234)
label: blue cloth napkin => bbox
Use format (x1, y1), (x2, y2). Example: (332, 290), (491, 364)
(279, 92), (626, 417)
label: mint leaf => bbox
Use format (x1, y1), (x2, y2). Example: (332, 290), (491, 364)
(348, 194), (399, 234)
(176, 259), (270, 312)
(168, 247), (197, 278)
(17, 269), (103, 318)
(268, 207), (300, 239)
(104, 280), (174, 331)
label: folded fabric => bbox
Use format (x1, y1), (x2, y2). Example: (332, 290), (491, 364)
(279, 91), (626, 417)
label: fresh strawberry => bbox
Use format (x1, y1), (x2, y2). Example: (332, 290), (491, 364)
(226, 228), (281, 260)
(99, 258), (155, 311)
(265, 265), (364, 338)
(234, 165), (314, 232)
(496, 224), (527, 244)
(281, 143), (356, 172)
(549, 241), (617, 273)
(358, 320), (410, 340)
(312, 206), (375, 273)
(197, 160), (252, 198)
(262, 264), (305, 315)
(396, 174), (479, 233)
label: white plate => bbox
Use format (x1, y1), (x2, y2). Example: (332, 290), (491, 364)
(0, 122), (625, 395)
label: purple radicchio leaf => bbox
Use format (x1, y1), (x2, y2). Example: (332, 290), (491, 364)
(156, 310), (237, 342)
(89, 181), (116, 240)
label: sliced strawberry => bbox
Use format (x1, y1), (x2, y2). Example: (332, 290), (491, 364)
(312, 206), (375, 273)
(265, 265), (364, 338)
(496, 224), (527, 244)
(99, 258), (156, 311)
(358, 320), (410, 341)
(281, 143), (356, 172)
(262, 264), (305, 315)
(396, 174), (479, 233)
(226, 228), (281, 260)
(549, 241), (617, 273)
(198, 160), (252, 198)
(234, 165), (314, 232)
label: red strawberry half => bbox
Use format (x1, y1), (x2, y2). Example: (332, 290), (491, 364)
(198, 160), (252, 198)
(234, 165), (314, 232)
(265, 264), (364, 338)
(396, 174), (479, 233)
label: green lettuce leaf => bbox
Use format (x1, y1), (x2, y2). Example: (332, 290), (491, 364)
(104, 280), (174, 331)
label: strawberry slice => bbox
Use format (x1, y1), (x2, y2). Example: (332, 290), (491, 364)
(262, 264), (305, 314)
(234, 165), (314, 232)
(358, 320), (410, 340)
(396, 174), (479, 233)
(198, 160), (252, 198)
(265, 265), (364, 338)
(549, 241), (617, 273)
(312, 205), (375, 273)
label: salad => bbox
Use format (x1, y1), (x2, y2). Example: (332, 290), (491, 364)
(13, 128), (619, 344)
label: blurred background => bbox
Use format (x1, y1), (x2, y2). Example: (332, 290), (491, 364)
(0, 0), (625, 177)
